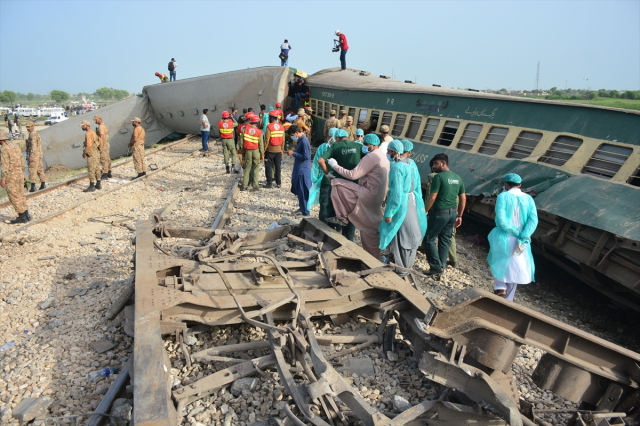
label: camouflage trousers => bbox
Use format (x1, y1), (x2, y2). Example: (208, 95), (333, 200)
(222, 138), (237, 165)
(87, 154), (101, 183)
(100, 142), (112, 172)
(132, 143), (146, 174)
(6, 175), (28, 214)
(28, 156), (46, 184)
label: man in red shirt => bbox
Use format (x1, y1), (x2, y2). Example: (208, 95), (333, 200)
(335, 30), (349, 70)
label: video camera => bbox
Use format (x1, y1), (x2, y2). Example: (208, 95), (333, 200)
(332, 40), (340, 53)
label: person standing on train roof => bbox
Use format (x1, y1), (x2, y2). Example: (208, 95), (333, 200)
(422, 153), (466, 276)
(335, 31), (348, 70)
(379, 125), (393, 152)
(327, 133), (390, 259)
(487, 173), (538, 301)
(155, 72), (169, 83)
(287, 124), (311, 216)
(280, 40), (292, 66)
(318, 128), (362, 242)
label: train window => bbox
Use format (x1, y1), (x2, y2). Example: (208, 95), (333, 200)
(348, 107), (356, 119)
(331, 104), (338, 114)
(538, 135), (583, 166)
(582, 144), (633, 179)
(478, 127), (509, 155)
(324, 102), (330, 119)
(381, 112), (393, 129)
(391, 114), (407, 136)
(437, 121), (460, 146)
(311, 99), (317, 112)
(357, 109), (368, 125)
(405, 116), (422, 140)
(457, 123), (483, 151)
(628, 166), (640, 187)
(370, 111), (381, 131)
(420, 118), (440, 143)
(507, 131), (542, 159)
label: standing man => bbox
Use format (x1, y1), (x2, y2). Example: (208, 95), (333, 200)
(241, 115), (264, 191)
(280, 40), (292, 66)
(25, 120), (46, 192)
(324, 110), (341, 141)
(199, 108), (210, 152)
(0, 132), (31, 224)
(168, 58), (178, 81)
(338, 110), (348, 128)
(295, 109), (310, 145)
(335, 31), (348, 70)
(326, 133), (390, 258)
(488, 173), (538, 301)
(343, 116), (357, 141)
(317, 128), (361, 241)
(231, 108), (239, 141)
(304, 107), (314, 142)
(422, 153), (466, 275)
(286, 125), (311, 216)
(426, 159), (457, 267)
(14, 112), (21, 133)
(264, 110), (284, 188)
(379, 125), (393, 152)
(128, 117), (147, 179)
(81, 120), (102, 192)
(274, 102), (283, 122)
(155, 72), (169, 83)
(219, 111), (237, 173)
(94, 115), (111, 180)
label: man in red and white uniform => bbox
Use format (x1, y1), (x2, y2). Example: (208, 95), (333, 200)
(264, 110), (285, 188)
(218, 111), (237, 173)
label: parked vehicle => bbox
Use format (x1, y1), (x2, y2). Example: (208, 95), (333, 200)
(44, 113), (68, 125)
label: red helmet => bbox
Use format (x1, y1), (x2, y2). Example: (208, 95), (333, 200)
(155, 72), (159, 76)
(276, 102), (281, 108)
(250, 115), (260, 123)
(222, 111), (230, 118)
(245, 112), (254, 119)
(269, 110), (279, 117)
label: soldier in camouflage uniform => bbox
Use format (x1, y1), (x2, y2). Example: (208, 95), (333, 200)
(343, 116), (357, 141)
(303, 107), (314, 143)
(81, 120), (102, 192)
(0, 132), (31, 224)
(94, 115), (112, 180)
(323, 110), (341, 142)
(128, 117), (147, 179)
(26, 120), (46, 192)
(339, 109), (348, 128)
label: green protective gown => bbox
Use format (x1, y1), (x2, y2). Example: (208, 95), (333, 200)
(487, 190), (538, 281)
(409, 159), (427, 238)
(307, 142), (329, 210)
(378, 160), (412, 249)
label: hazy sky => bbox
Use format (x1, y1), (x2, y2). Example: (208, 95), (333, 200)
(1, 0), (638, 95)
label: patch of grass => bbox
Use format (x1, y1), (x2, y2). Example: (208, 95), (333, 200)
(527, 95), (640, 111)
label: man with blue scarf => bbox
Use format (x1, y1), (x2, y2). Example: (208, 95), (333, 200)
(286, 125), (311, 216)
(487, 173), (538, 301)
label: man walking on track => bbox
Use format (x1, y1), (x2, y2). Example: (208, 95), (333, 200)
(94, 115), (111, 180)
(0, 131), (31, 224)
(25, 120), (46, 192)
(264, 110), (285, 188)
(219, 111), (237, 173)
(241, 115), (264, 191)
(81, 120), (102, 192)
(129, 117), (147, 179)
(200, 109), (210, 152)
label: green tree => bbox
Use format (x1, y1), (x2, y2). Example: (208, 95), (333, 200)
(584, 91), (596, 100)
(609, 90), (619, 98)
(26, 93), (35, 101)
(0, 90), (17, 104)
(597, 89), (608, 98)
(50, 90), (70, 103)
(622, 90), (639, 100)
(95, 87), (113, 99)
(113, 89), (129, 100)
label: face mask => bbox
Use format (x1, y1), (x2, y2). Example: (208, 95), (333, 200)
(292, 136), (299, 141)
(362, 145), (369, 154)
(387, 154), (393, 162)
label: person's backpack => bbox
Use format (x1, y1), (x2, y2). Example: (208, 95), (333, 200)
(168, 61), (175, 71)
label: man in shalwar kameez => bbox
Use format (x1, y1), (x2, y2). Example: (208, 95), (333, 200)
(286, 125), (312, 216)
(379, 140), (426, 276)
(325, 134), (390, 259)
(487, 173), (538, 301)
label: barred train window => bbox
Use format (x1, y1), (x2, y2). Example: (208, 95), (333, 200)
(420, 118), (440, 143)
(405, 116), (422, 140)
(392, 114), (407, 137)
(370, 111), (381, 131)
(507, 131), (542, 159)
(582, 144), (633, 179)
(311, 99), (317, 113)
(381, 112), (393, 129)
(437, 121), (460, 146)
(457, 123), (483, 151)
(323, 102), (330, 119)
(357, 109), (368, 125)
(628, 166), (640, 187)
(538, 135), (583, 166)
(478, 127), (509, 155)
(348, 107), (356, 119)
(331, 104), (338, 114)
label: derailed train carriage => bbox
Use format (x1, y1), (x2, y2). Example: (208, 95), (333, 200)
(304, 68), (640, 312)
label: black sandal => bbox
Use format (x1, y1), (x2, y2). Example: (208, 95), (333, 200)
(494, 290), (507, 298)
(326, 217), (348, 226)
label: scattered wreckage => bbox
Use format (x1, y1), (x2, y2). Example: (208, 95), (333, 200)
(130, 217), (640, 426)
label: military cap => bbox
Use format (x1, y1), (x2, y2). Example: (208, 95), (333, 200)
(0, 131), (8, 141)
(26, 120), (35, 127)
(297, 108), (305, 115)
(340, 109), (346, 114)
(94, 115), (102, 120)
(80, 120), (91, 126)
(132, 117), (141, 123)
(346, 116), (353, 122)
(330, 110), (336, 115)
(380, 125), (390, 133)
(305, 107), (313, 112)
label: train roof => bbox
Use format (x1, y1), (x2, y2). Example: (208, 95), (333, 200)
(305, 68), (640, 116)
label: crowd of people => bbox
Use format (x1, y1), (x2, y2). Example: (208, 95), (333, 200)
(201, 100), (538, 301)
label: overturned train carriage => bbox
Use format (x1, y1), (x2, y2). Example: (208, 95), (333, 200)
(133, 218), (640, 426)
(304, 68), (640, 312)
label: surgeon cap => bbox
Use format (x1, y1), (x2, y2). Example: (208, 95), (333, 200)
(363, 133), (380, 146)
(328, 127), (339, 138)
(401, 139), (414, 152)
(336, 129), (349, 138)
(388, 139), (405, 154)
(355, 128), (364, 136)
(503, 173), (522, 184)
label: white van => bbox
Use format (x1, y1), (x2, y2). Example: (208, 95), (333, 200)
(40, 107), (64, 117)
(44, 113), (68, 125)
(16, 107), (38, 117)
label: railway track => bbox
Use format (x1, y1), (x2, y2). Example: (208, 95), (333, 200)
(0, 135), (204, 240)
